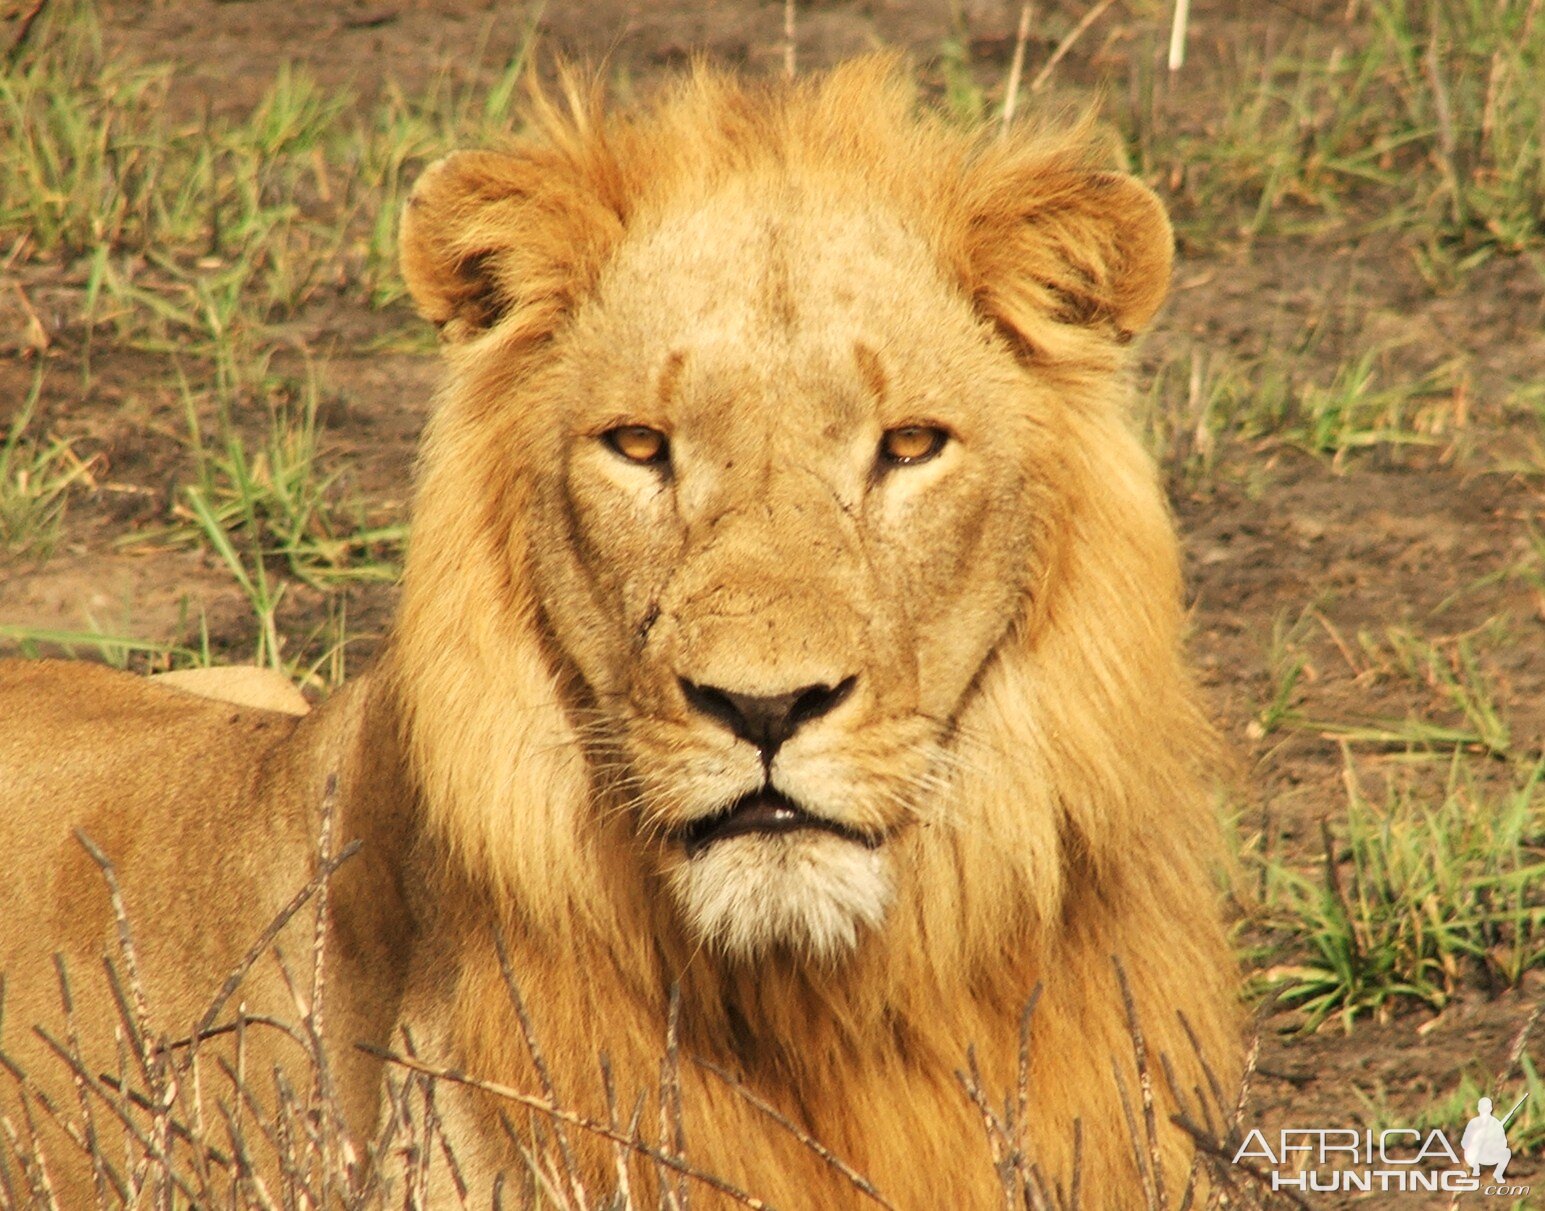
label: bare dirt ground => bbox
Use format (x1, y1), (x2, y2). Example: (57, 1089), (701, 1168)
(3, 1), (1543, 1206)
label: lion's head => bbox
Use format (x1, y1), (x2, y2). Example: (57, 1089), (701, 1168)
(388, 59), (1209, 974)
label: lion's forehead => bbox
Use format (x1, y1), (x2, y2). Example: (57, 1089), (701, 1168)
(595, 180), (968, 353)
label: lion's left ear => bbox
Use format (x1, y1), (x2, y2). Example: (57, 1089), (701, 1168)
(959, 167), (1173, 356)
(399, 147), (624, 344)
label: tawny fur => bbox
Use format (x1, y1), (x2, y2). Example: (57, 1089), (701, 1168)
(0, 58), (1240, 1208)
(154, 664), (313, 715)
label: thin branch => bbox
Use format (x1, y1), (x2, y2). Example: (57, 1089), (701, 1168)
(783, 0), (796, 80)
(51, 955), (113, 1207)
(358, 1044), (774, 1210)
(1110, 1058), (1153, 1209)
(75, 831), (180, 1208)
(26, 1030), (201, 1204)
(1498, 998), (1544, 1086)
(194, 836), (361, 1038)
(1115, 957), (1167, 1209)
(693, 1057), (895, 1210)
(401, 1027), (470, 1204)
(0, 1093), (58, 1210)
(1030, 0), (1119, 93)
(1000, 3), (1034, 134)
(1318, 818), (1362, 973)
(72, 831), (153, 1048)
(1013, 985), (1043, 1169)
(661, 983), (689, 1211)
(1168, 0), (1192, 71)
(163, 1012), (310, 1056)
(1068, 1117), (1083, 1211)
(93, 1072), (231, 1169)
(1172, 1115), (1310, 1210)
(492, 925), (589, 1207)
(601, 1054), (641, 1211)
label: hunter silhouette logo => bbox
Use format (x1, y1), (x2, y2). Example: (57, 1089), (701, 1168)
(1463, 1095), (1527, 1181)
(1233, 1092), (1531, 1196)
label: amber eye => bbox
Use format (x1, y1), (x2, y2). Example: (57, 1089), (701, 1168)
(879, 425), (948, 466)
(603, 425), (670, 466)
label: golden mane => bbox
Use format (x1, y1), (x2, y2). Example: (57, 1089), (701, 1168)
(384, 57), (1238, 1204)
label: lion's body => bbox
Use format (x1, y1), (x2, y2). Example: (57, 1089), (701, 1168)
(1, 60), (1240, 1208)
(0, 663), (412, 1176)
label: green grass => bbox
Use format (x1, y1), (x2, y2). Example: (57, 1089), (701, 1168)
(1274, 625), (1516, 758)
(148, 368), (402, 682)
(1243, 614), (1541, 1029)
(168, 369), (406, 592)
(0, 371), (96, 560)
(1138, 0), (1545, 262)
(2, 358), (392, 688)
(1, 0), (539, 350)
(1252, 754), (1545, 1032)
(0, 622), (202, 669)
(932, 32), (988, 126)
(1144, 341), (1474, 483)
(1248, 608), (1313, 741)
(0, 586), (356, 690)
(1284, 349), (1462, 463)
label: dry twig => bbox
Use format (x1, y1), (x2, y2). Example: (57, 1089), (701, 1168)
(1000, 3), (1034, 134)
(693, 1057), (895, 1210)
(1168, 0), (1191, 71)
(359, 1043), (773, 1209)
(783, 0), (796, 80)
(1115, 958), (1168, 1209)
(493, 926), (589, 1208)
(1030, 0), (1118, 93)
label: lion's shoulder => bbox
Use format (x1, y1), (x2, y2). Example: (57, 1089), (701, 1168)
(0, 657), (309, 742)
(155, 665), (312, 715)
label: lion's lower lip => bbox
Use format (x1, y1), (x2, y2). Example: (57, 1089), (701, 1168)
(679, 790), (878, 857)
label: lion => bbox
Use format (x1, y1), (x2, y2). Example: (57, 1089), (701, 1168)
(0, 58), (1241, 1208)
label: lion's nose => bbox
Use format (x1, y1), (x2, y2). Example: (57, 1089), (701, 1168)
(679, 676), (856, 758)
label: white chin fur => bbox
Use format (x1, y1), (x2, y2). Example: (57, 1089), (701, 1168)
(669, 833), (893, 961)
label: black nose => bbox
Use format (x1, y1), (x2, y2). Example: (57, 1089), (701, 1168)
(680, 676), (856, 758)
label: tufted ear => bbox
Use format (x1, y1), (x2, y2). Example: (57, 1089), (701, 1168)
(399, 147), (625, 343)
(961, 166), (1173, 358)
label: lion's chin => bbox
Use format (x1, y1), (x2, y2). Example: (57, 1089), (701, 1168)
(668, 832), (893, 962)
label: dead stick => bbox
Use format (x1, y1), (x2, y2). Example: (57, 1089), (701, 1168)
(1030, 0), (1118, 93)
(1000, 3), (1034, 134)
(195, 837), (360, 1037)
(492, 926), (588, 1207)
(694, 1057), (895, 1209)
(783, 0), (796, 80)
(1168, 0), (1191, 71)
(358, 1043), (773, 1210)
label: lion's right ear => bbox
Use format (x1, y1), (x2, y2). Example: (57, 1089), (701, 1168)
(399, 148), (624, 343)
(956, 157), (1174, 362)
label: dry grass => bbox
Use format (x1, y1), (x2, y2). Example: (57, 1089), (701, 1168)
(0, 790), (1288, 1211)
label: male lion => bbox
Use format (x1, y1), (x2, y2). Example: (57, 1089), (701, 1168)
(0, 59), (1240, 1208)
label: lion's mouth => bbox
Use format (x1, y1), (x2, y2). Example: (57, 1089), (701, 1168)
(678, 789), (879, 857)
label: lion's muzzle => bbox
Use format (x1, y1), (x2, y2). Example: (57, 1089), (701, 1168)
(676, 787), (882, 856)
